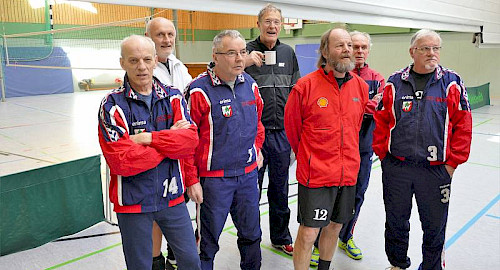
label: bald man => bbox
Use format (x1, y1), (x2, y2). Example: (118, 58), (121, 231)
(98, 35), (201, 270)
(146, 17), (194, 270)
(146, 17), (192, 92)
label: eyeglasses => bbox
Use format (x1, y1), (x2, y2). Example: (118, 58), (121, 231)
(215, 49), (248, 58)
(414, 46), (442, 53)
(262, 19), (281, 26)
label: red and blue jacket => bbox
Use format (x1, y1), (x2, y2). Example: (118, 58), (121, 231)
(373, 64), (472, 168)
(185, 63), (265, 180)
(354, 63), (385, 153)
(98, 76), (198, 213)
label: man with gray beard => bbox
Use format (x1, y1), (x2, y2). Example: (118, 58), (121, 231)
(284, 27), (368, 270)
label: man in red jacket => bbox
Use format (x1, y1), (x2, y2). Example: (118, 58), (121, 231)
(285, 27), (368, 270)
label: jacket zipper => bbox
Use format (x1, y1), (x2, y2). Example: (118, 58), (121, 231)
(339, 83), (345, 186)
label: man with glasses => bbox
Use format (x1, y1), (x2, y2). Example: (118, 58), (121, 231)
(245, 3), (300, 256)
(185, 30), (265, 270)
(373, 29), (472, 270)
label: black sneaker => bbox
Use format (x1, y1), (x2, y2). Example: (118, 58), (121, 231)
(166, 245), (178, 270)
(165, 258), (178, 270)
(152, 254), (165, 270)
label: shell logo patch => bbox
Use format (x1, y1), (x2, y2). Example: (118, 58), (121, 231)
(317, 97), (328, 108)
(222, 105), (232, 117)
(402, 101), (413, 112)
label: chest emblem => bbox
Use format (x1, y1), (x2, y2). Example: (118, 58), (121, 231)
(222, 105), (233, 117)
(415, 90), (423, 100)
(317, 97), (329, 108)
(402, 101), (413, 112)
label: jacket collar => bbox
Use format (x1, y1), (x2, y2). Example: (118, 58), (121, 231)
(320, 65), (353, 84)
(122, 75), (169, 100)
(401, 63), (444, 82)
(255, 36), (281, 51)
(167, 53), (181, 66)
(207, 62), (245, 86)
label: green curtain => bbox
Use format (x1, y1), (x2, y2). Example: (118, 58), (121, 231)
(1, 155), (104, 256)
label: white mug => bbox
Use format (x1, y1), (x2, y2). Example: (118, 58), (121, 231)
(264, 51), (276, 65)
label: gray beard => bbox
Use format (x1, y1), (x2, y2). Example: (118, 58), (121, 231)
(336, 60), (354, 73)
(329, 58), (354, 73)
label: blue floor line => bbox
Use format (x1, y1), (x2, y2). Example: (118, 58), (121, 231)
(445, 193), (500, 250)
(485, 214), (500, 219)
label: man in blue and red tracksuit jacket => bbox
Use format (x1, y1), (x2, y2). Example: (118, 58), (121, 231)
(185, 30), (265, 270)
(373, 29), (472, 270)
(98, 35), (201, 270)
(336, 31), (385, 260)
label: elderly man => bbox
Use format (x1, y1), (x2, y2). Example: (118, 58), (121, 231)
(145, 16), (193, 270)
(97, 35), (201, 270)
(244, 4), (300, 255)
(285, 28), (368, 270)
(334, 30), (386, 260)
(373, 29), (472, 270)
(185, 30), (265, 270)
(146, 17), (192, 92)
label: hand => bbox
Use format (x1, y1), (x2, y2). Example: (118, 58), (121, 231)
(129, 132), (152, 145)
(170, 120), (191, 130)
(245, 51), (264, 67)
(445, 164), (455, 178)
(257, 150), (264, 169)
(372, 93), (383, 103)
(187, 182), (203, 204)
(290, 151), (296, 166)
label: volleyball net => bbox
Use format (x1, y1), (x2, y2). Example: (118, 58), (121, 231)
(2, 17), (148, 70)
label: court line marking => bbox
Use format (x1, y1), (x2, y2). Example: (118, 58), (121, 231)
(473, 118), (493, 128)
(39, 168), (498, 269)
(445, 193), (500, 250)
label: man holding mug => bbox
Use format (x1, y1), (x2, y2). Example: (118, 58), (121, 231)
(245, 3), (301, 256)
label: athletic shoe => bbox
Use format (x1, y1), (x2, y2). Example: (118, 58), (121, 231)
(272, 244), (294, 256)
(310, 246), (320, 267)
(338, 237), (363, 260)
(165, 258), (178, 270)
(152, 254), (165, 270)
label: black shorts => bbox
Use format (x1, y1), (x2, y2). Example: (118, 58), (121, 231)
(297, 184), (356, 228)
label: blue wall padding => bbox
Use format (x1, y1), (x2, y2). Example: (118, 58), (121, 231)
(2, 47), (73, 98)
(295, 44), (320, 77)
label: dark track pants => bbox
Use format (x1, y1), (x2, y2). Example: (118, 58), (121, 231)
(199, 169), (262, 270)
(382, 155), (452, 270)
(116, 203), (201, 270)
(257, 129), (292, 245)
(339, 150), (373, 242)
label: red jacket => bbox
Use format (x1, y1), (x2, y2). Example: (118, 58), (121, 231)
(285, 68), (368, 188)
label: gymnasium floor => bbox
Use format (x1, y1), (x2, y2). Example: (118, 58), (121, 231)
(0, 91), (498, 270)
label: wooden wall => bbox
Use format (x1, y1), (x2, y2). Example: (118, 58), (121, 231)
(1, 0), (257, 29)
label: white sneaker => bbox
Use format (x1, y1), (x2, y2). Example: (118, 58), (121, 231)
(385, 266), (405, 270)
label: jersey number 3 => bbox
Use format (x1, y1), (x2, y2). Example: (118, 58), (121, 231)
(427, 145), (438, 161)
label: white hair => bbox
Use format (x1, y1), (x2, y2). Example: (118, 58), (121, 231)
(350, 31), (372, 48)
(410, 29), (442, 48)
(120, 35), (156, 58)
(212, 30), (245, 51)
